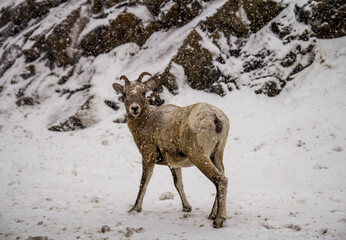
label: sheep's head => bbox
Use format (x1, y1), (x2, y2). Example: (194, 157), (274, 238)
(112, 72), (155, 119)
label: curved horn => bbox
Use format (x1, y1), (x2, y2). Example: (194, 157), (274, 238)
(137, 72), (152, 83)
(120, 75), (131, 85)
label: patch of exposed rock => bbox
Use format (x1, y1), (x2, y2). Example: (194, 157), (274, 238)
(295, 0), (346, 39)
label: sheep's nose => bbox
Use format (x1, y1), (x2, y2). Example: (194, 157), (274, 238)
(131, 106), (139, 113)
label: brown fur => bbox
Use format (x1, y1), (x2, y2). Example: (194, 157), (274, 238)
(112, 73), (230, 228)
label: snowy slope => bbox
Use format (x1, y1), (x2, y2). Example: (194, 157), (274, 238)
(1, 0), (327, 133)
(1, 32), (346, 240)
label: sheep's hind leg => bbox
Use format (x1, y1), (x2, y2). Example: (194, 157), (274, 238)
(191, 155), (228, 228)
(209, 150), (226, 220)
(209, 196), (218, 220)
(170, 167), (192, 212)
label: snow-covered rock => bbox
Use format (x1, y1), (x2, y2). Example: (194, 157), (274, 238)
(1, 0), (343, 131)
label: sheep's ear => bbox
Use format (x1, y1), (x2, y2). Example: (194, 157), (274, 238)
(112, 83), (124, 94)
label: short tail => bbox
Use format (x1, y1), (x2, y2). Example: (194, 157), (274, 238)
(214, 114), (223, 133)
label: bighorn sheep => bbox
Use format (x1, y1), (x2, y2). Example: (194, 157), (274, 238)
(112, 72), (230, 228)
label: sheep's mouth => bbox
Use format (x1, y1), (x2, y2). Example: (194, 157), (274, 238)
(130, 109), (143, 119)
(131, 111), (140, 116)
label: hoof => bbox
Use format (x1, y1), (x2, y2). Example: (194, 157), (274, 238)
(208, 213), (216, 220)
(212, 218), (226, 228)
(128, 206), (142, 213)
(182, 206), (192, 212)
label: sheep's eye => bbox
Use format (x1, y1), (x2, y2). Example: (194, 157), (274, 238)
(123, 93), (127, 98)
(142, 92), (146, 97)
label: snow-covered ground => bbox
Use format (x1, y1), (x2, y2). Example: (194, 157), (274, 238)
(1, 33), (345, 239)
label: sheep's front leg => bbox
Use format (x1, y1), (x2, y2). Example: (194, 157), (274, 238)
(128, 156), (155, 213)
(170, 167), (192, 212)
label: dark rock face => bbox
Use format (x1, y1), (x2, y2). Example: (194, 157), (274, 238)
(48, 115), (86, 132)
(15, 96), (39, 106)
(144, 0), (166, 16)
(254, 79), (286, 97)
(23, 49), (40, 63)
(271, 22), (291, 39)
(243, 0), (285, 33)
(156, 0), (203, 29)
(45, 9), (83, 66)
(81, 12), (153, 56)
(295, 0), (346, 39)
(48, 96), (95, 131)
(200, 0), (284, 37)
(0, 0), (68, 46)
(150, 0), (286, 97)
(104, 100), (119, 111)
(0, 44), (22, 78)
(27, 236), (48, 240)
(20, 65), (36, 80)
(202, 0), (247, 37)
(173, 30), (222, 91)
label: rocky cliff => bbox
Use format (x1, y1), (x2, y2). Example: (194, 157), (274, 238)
(0, 0), (344, 131)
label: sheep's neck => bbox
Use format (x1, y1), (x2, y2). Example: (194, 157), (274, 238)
(127, 107), (152, 134)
